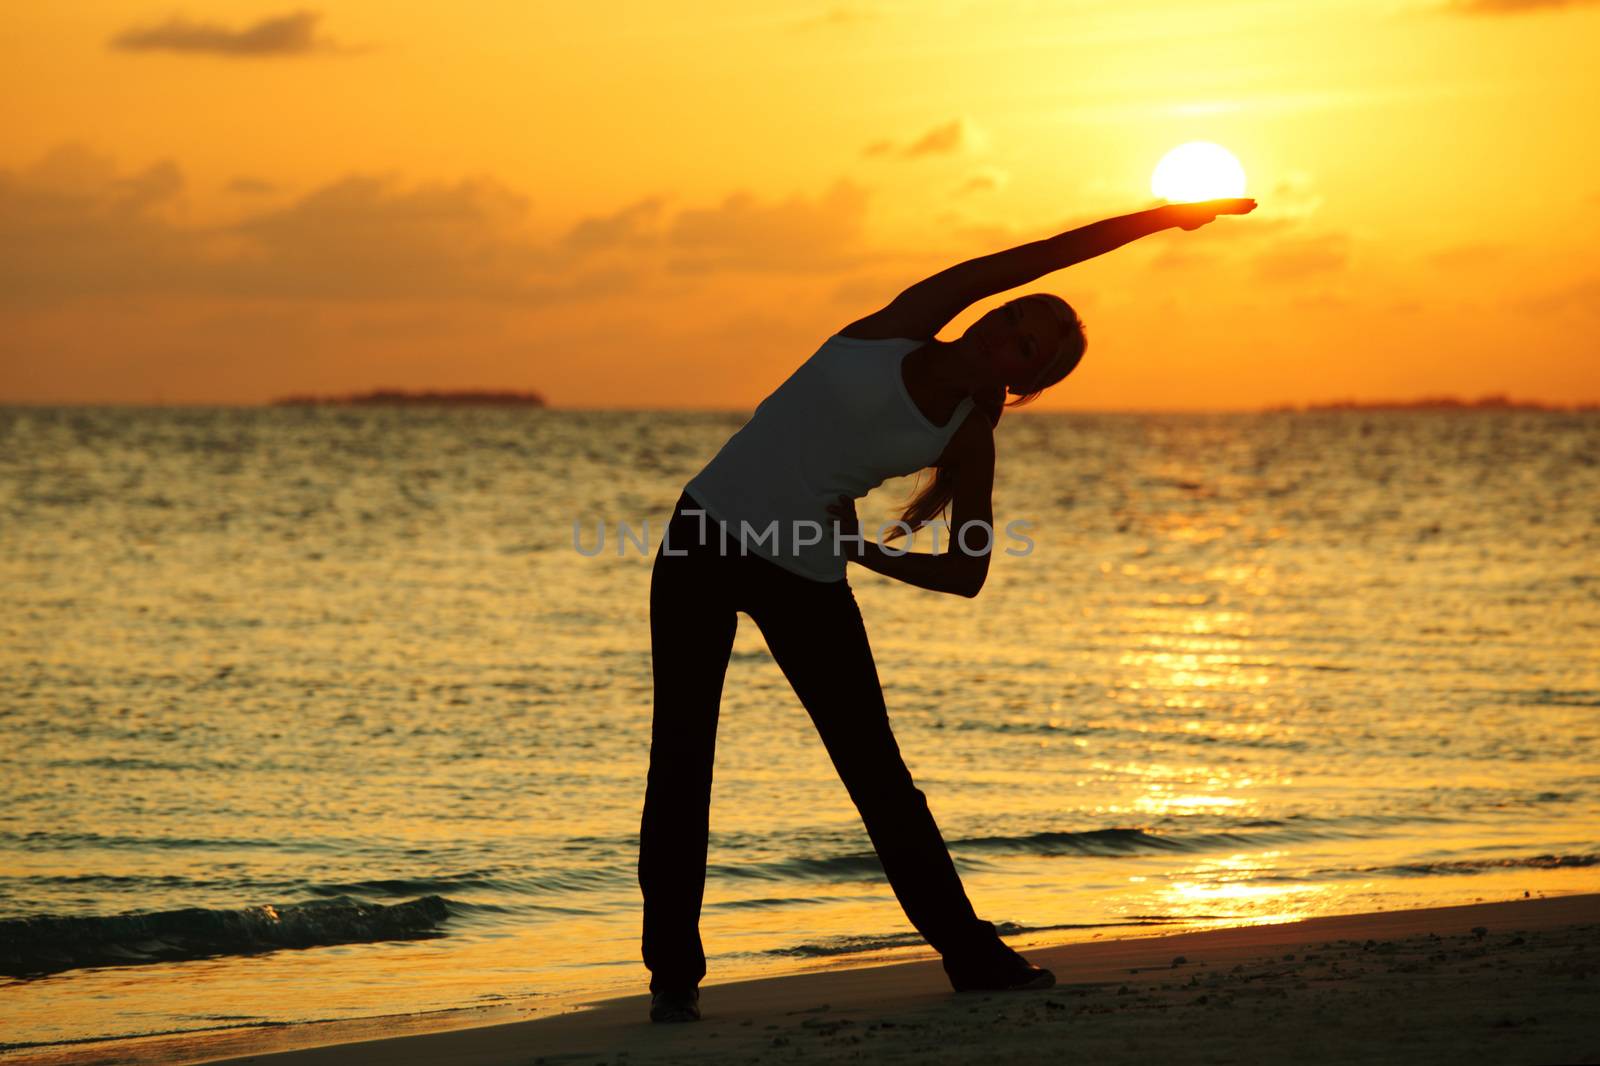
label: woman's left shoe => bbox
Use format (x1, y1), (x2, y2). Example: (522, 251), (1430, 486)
(649, 987), (701, 1023)
(943, 941), (1056, 993)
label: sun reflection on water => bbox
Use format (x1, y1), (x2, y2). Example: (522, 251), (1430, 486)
(1143, 852), (1339, 926)
(1133, 791), (1247, 815)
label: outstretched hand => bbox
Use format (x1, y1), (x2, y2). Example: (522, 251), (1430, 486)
(1165, 198), (1257, 231)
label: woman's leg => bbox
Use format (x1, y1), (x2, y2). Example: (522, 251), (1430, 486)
(744, 572), (998, 959)
(638, 498), (740, 993)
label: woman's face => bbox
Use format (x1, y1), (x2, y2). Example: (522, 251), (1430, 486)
(968, 300), (1062, 395)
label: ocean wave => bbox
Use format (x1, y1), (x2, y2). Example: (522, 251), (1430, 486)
(706, 895), (852, 911)
(1324, 853), (1599, 879)
(712, 825), (1244, 885)
(950, 827), (1200, 856)
(0, 894), (451, 978)
(604, 816), (1471, 888)
(766, 916), (1207, 959)
(0, 815), (1484, 924)
(938, 718), (1313, 752)
(708, 851), (891, 883)
(1516, 689), (1600, 708)
(707, 823), (1353, 883)
(955, 811), (1475, 855)
(0, 829), (368, 854)
(942, 820), (1397, 858)
(766, 930), (926, 957)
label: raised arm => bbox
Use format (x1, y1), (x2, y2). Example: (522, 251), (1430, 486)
(844, 199), (1255, 341)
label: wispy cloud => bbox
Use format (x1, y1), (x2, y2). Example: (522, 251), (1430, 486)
(903, 119), (977, 158)
(110, 9), (345, 57)
(863, 118), (984, 160)
(956, 168), (1008, 196)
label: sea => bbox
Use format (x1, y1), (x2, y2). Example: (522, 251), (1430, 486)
(1, 405), (1597, 1053)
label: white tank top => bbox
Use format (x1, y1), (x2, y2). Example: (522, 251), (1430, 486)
(683, 333), (977, 583)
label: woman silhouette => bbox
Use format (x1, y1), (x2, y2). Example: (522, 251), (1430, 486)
(640, 197), (1256, 1022)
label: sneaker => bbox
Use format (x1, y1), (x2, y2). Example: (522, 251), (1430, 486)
(649, 987), (701, 1023)
(944, 941), (1056, 993)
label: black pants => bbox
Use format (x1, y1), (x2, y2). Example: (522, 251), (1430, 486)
(639, 490), (997, 992)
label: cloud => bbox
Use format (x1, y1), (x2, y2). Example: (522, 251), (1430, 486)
(1446, 0), (1599, 12)
(863, 118), (985, 160)
(1265, 172), (1325, 221)
(226, 176), (279, 195)
(0, 144), (197, 303)
(0, 146), (596, 305)
(665, 179), (873, 273)
(110, 9), (343, 57)
(225, 173), (550, 300)
(113, 159), (184, 212)
(1253, 233), (1351, 282)
(904, 118), (980, 158)
(560, 197), (666, 254)
(956, 168), (1008, 196)
(0, 145), (878, 309)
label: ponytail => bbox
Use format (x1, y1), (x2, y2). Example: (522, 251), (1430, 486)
(884, 384), (1038, 542)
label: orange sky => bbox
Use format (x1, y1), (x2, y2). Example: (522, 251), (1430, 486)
(1, 1), (1597, 409)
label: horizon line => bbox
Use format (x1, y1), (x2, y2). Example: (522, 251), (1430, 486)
(3, 397), (1597, 414)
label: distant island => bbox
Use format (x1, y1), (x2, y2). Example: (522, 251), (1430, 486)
(1264, 395), (1596, 413)
(270, 389), (547, 407)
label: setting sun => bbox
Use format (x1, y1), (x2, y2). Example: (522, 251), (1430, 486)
(1151, 141), (1248, 202)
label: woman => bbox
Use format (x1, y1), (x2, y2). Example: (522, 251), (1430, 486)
(640, 197), (1256, 1023)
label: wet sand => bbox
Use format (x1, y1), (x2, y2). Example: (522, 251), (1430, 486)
(11, 893), (1597, 1066)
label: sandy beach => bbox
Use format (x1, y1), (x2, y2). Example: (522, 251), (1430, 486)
(8, 892), (1593, 1066)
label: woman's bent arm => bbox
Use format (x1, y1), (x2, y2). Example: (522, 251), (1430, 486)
(850, 539), (983, 597)
(834, 413), (996, 598)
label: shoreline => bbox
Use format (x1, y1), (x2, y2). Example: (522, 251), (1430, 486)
(8, 892), (1596, 1065)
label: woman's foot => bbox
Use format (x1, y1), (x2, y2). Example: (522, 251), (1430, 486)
(943, 940), (1055, 993)
(649, 986), (701, 1023)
